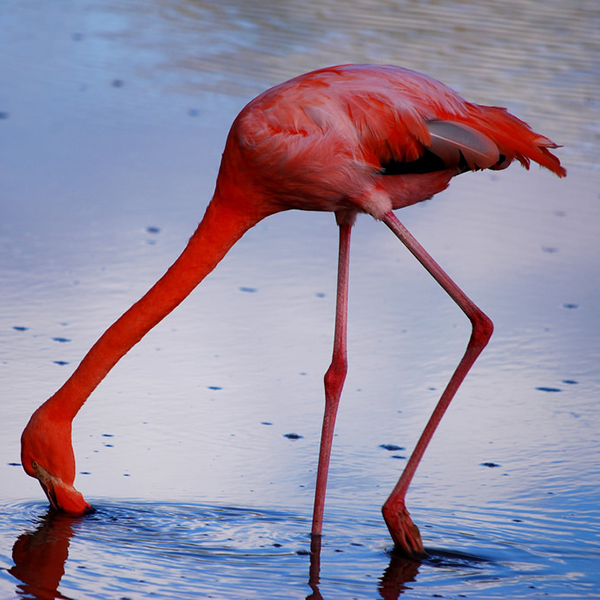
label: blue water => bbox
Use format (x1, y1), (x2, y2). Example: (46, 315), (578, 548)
(1, 497), (598, 599)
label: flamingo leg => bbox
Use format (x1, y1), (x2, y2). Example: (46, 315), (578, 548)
(311, 219), (352, 539)
(381, 210), (493, 557)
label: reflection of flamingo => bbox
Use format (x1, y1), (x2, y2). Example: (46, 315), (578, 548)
(21, 64), (565, 557)
(10, 511), (75, 598)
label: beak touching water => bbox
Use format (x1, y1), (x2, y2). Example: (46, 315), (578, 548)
(32, 462), (93, 516)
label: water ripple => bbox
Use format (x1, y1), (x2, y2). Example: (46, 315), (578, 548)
(1, 498), (599, 598)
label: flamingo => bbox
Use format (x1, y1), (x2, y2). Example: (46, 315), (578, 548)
(21, 64), (565, 557)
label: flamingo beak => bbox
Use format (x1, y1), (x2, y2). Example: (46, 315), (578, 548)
(41, 477), (60, 511)
(33, 463), (94, 516)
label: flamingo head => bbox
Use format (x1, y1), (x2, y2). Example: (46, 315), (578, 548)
(21, 407), (93, 516)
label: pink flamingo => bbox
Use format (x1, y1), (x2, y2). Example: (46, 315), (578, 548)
(21, 64), (565, 557)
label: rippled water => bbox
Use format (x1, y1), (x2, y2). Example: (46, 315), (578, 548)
(1, 497), (598, 599)
(1, 0), (599, 598)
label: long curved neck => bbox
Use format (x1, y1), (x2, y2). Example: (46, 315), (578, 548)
(43, 191), (267, 420)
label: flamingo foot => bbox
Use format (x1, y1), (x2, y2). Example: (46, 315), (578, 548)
(381, 500), (425, 558)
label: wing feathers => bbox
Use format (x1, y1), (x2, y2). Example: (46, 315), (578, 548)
(426, 121), (500, 170)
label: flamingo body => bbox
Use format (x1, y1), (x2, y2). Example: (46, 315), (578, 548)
(221, 64), (563, 220)
(21, 64), (565, 557)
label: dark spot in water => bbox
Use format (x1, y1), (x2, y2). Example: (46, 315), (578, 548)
(296, 549), (310, 556)
(536, 386), (562, 393)
(380, 444), (405, 451)
(102, 434), (114, 437)
(111, 79), (124, 88)
(554, 210), (566, 217)
(513, 518), (523, 522)
(562, 303), (578, 309)
(53, 360), (69, 366)
(188, 108), (200, 117)
(481, 462), (500, 468)
(391, 455), (407, 460)
(562, 379), (578, 385)
(284, 433), (302, 440)
(273, 542), (281, 547)
(0, 112), (9, 119)
(315, 292), (326, 298)
(52, 337), (71, 343)
(423, 547), (489, 567)
(208, 386), (222, 390)
(542, 246), (558, 253)
(146, 226), (160, 234)
(239, 286), (257, 293)
(261, 422), (273, 426)
(7, 462), (20, 467)
(104, 444), (114, 448)
(72, 32), (84, 41)
(13, 326), (28, 331)
(80, 471), (91, 475)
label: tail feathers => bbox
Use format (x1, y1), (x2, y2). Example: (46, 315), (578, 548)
(469, 105), (566, 177)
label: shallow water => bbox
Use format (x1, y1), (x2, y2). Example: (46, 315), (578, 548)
(1, 0), (600, 598)
(1, 498), (598, 599)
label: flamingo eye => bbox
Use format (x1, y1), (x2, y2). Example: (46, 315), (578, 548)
(31, 460), (38, 469)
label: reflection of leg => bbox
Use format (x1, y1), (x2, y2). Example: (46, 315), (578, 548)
(311, 221), (352, 539)
(307, 534), (323, 600)
(378, 550), (421, 600)
(381, 211), (493, 556)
